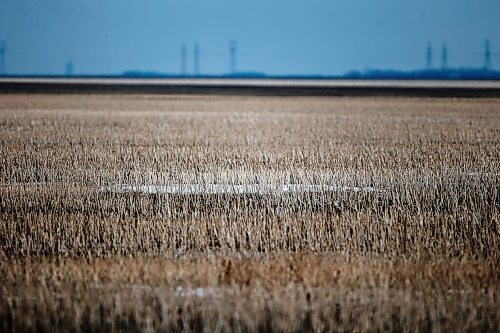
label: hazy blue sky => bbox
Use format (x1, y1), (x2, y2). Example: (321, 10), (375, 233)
(0, 0), (499, 75)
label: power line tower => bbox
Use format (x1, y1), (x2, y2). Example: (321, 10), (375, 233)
(194, 43), (200, 76)
(65, 60), (74, 76)
(484, 39), (491, 70)
(229, 40), (237, 74)
(441, 43), (448, 70)
(181, 43), (187, 75)
(0, 40), (6, 75)
(426, 43), (433, 69)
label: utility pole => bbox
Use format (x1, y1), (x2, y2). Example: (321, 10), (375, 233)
(0, 41), (6, 75)
(426, 43), (433, 69)
(194, 43), (200, 76)
(484, 39), (491, 70)
(181, 43), (187, 75)
(441, 43), (448, 70)
(229, 40), (237, 74)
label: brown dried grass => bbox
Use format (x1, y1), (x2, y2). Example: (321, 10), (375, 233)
(0, 94), (499, 332)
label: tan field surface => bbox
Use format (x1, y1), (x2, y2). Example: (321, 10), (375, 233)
(0, 94), (499, 332)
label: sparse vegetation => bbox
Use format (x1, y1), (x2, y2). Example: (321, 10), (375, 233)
(0, 94), (499, 332)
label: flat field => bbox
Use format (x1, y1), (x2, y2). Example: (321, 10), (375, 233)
(0, 94), (499, 332)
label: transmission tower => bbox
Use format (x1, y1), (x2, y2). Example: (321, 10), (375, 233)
(426, 43), (433, 69)
(181, 43), (187, 75)
(0, 40), (6, 75)
(229, 40), (237, 74)
(484, 39), (491, 70)
(65, 60), (74, 76)
(441, 43), (448, 70)
(194, 43), (200, 75)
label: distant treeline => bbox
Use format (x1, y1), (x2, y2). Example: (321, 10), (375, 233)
(121, 68), (500, 80)
(342, 68), (500, 80)
(2, 68), (500, 80)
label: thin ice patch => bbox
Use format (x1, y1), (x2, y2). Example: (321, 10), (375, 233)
(100, 183), (380, 195)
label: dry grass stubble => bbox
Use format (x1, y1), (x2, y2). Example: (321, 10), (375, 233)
(0, 94), (499, 332)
